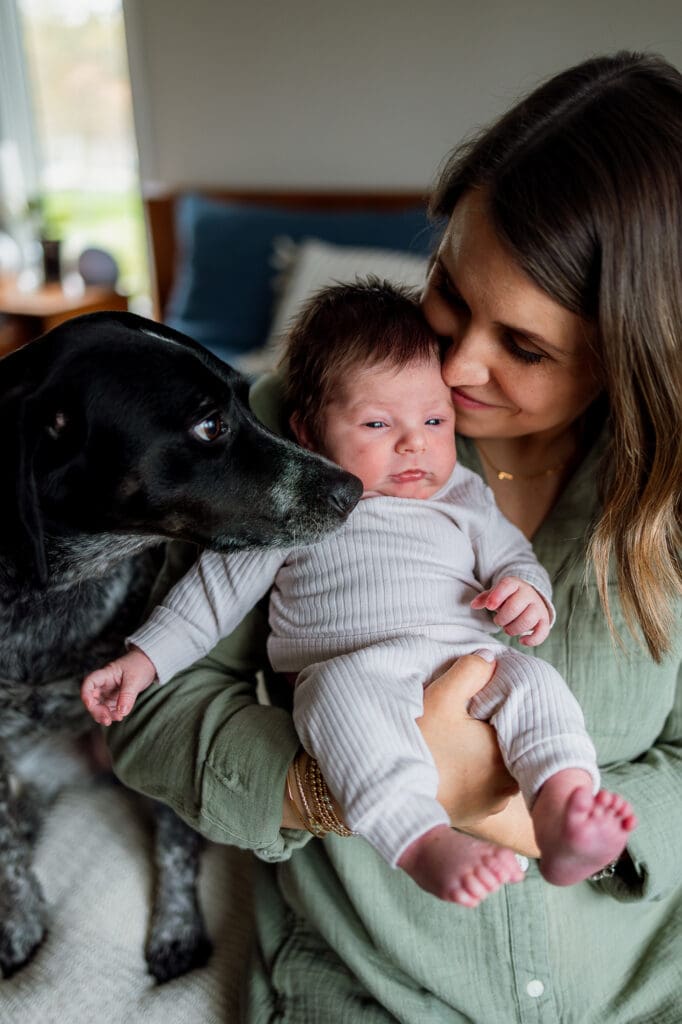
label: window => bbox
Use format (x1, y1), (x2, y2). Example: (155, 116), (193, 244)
(8, 0), (148, 300)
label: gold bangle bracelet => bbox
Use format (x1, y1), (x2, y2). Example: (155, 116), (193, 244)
(304, 753), (357, 838)
(285, 764), (314, 833)
(288, 749), (357, 839)
(292, 752), (328, 837)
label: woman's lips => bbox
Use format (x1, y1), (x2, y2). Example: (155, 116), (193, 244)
(451, 387), (497, 410)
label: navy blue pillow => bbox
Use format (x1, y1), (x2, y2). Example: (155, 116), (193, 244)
(165, 194), (437, 359)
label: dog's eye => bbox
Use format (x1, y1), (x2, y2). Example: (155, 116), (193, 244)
(191, 414), (227, 443)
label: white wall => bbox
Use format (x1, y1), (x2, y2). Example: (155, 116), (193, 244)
(123, 0), (682, 191)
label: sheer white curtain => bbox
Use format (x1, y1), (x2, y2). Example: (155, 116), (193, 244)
(0, 0), (40, 239)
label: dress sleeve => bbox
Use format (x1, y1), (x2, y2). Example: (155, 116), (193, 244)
(596, 660), (682, 902)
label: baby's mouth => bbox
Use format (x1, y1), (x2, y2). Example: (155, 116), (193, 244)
(391, 470), (427, 482)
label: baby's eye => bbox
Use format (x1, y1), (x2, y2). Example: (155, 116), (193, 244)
(425, 417), (444, 426)
(363, 421), (386, 429)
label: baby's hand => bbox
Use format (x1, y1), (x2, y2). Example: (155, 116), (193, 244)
(471, 576), (551, 646)
(81, 647), (157, 726)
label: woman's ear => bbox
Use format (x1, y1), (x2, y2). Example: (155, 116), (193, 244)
(289, 412), (316, 451)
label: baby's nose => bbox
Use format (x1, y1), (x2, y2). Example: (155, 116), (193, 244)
(397, 430), (426, 453)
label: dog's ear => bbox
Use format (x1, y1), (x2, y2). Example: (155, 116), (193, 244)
(18, 396), (49, 584)
(0, 387), (48, 585)
(0, 339), (58, 586)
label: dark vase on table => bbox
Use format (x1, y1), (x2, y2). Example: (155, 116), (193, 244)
(40, 238), (61, 284)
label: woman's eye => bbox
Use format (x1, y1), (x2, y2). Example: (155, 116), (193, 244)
(191, 414), (227, 443)
(505, 333), (544, 365)
(434, 270), (468, 310)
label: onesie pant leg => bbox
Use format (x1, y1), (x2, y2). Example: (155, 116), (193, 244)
(467, 649), (600, 805)
(293, 637), (450, 866)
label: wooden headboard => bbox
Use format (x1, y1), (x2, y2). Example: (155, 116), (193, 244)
(144, 189), (428, 320)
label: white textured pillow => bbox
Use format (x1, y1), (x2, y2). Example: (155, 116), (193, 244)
(236, 236), (430, 376)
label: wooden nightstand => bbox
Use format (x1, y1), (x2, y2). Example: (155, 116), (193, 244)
(0, 276), (129, 356)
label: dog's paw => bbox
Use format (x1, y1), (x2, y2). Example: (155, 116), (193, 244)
(145, 924), (212, 984)
(0, 880), (48, 978)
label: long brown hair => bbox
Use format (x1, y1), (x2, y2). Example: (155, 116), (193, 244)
(430, 52), (681, 661)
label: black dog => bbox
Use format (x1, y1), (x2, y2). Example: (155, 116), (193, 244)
(0, 311), (361, 981)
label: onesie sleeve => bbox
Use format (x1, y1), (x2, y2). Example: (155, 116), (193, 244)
(109, 544), (309, 861)
(470, 493), (556, 625)
(129, 546), (287, 683)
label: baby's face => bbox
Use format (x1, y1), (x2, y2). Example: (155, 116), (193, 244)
(319, 354), (456, 499)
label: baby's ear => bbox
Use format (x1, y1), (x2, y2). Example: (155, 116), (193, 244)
(289, 412), (315, 451)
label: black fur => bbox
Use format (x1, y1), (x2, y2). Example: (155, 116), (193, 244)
(0, 311), (361, 980)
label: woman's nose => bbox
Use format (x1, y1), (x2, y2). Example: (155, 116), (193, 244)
(441, 331), (491, 387)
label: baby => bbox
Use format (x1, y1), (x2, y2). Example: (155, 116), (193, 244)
(82, 280), (636, 906)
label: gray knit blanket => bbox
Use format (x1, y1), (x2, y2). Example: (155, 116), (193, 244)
(1, 780), (253, 1022)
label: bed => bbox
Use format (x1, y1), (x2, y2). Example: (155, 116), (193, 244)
(6, 188), (437, 1022)
(145, 188), (436, 372)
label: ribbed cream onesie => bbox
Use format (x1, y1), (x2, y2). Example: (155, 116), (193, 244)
(131, 463), (599, 865)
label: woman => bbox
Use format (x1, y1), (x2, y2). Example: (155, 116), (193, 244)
(110, 52), (681, 1022)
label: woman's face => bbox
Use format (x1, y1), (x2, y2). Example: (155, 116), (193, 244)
(421, 192), (601, 441)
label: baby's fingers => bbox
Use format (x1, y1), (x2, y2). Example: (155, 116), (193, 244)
(82, 665), (121, 694)
(114, 684), (139, 720)
(492, 592), (533, 628)
(471, 577), (520, 612)
(470, 588), (491, 610)
(90, 704), (114, 727)
(81, 667), (123, 724)
(519, 619), (551, 646)
(83, 685), (119, 726)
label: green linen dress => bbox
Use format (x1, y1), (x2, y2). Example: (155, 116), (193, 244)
(109, 376), (682, 1024)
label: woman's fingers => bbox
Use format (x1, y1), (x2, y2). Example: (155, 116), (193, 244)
(419, 654), (518, 826)
(424, 652), (497, 709)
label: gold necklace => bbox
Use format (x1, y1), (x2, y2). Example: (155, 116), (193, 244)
(476, 444), (568, 482)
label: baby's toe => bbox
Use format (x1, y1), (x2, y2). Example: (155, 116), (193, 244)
(473, 864), (500, 893)
(451, 886), (478, 908)
(567, 786), (593, 821)
(461, 871), (488, 901)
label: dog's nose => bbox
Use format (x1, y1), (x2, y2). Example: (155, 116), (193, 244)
(328, 474), (363, 517)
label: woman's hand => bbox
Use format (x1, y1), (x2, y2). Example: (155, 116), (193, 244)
(282, 652), (539, 855)
(419, 654), (540, 857)
(418, 654), (519, 826)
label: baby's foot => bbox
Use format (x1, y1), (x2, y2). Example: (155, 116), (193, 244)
(533, 774), (637, 887)
(397, 825), (524, 907)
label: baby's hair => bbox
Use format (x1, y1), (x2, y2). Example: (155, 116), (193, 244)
(281, 277), (441, 443)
